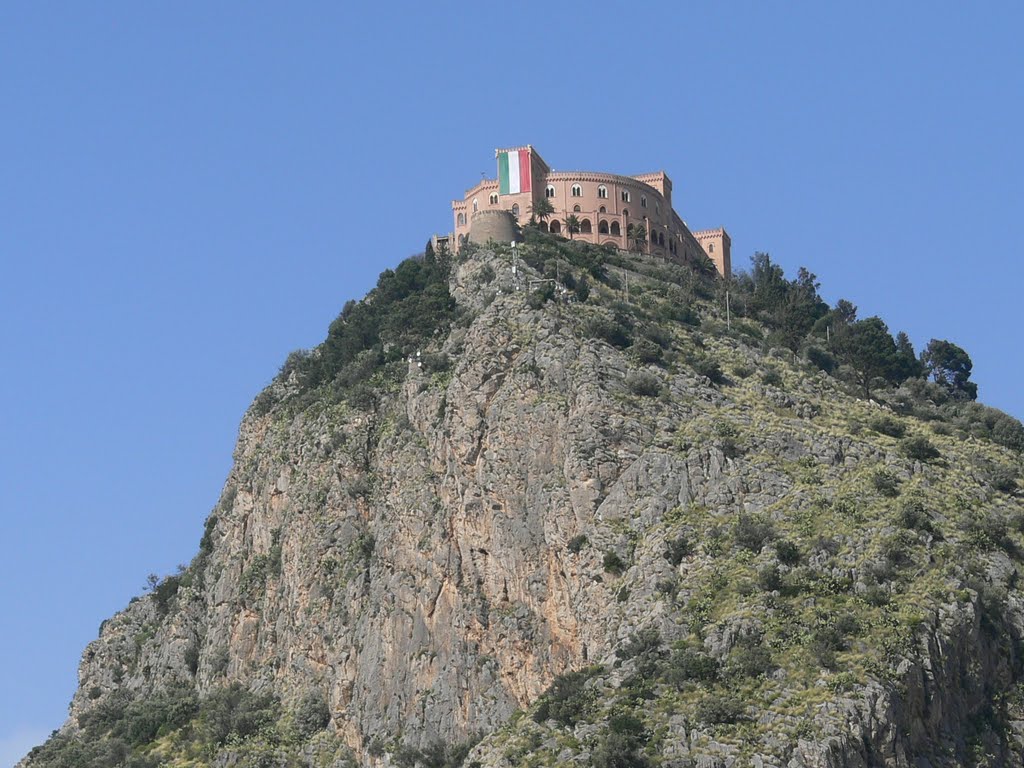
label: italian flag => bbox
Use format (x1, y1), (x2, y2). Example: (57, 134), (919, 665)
(498, 149), (532, 195)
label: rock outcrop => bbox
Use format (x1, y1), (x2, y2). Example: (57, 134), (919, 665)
(24, 237), (1024, 767)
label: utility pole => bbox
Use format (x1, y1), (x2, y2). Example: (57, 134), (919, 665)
(726, 290), (731, 331)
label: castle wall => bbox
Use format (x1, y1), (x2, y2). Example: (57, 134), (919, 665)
(468, 210), (520, 246)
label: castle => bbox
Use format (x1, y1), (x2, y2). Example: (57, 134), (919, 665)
(435, 145), (731, 278)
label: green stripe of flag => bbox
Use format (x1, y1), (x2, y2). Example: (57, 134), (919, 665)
(498, 152), (510, 195)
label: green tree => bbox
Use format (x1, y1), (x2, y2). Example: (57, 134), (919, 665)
(835, 317), (900, 398)
(921, 339), (977, 400)
(564, 214), (581, 239)
(749, 252), (788, 314)
(627, 223), (647, 253)
(530, 196), (555, 226)
(893, 331), (924, 382)
(774, 267), (828, 351)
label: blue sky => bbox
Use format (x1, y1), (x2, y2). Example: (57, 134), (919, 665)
(2, 2), (1022, 763)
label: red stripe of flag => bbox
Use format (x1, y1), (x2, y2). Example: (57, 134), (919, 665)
(518, 150), (532, 193)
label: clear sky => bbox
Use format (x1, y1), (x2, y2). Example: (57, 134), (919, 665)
(2, 2), (1022, 764)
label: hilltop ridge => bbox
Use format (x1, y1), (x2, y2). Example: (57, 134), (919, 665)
(23, 231), (1024, 768)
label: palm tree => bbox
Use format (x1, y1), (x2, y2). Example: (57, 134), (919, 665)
(627, 223), (647, 254)
(564, 214), (581, 239)
(530, 196), (555, 226)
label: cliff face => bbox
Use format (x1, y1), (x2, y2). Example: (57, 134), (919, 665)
(28, 238), (1024, 767)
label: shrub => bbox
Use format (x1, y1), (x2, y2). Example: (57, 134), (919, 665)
(532, 667), (602, 727)
(626, 371), (662, 397)
(152, 575), (181, 617)
(714, 421), (744, 459)
(575, 278), (591, 302)
(990, 466), (1018, 494)
(806, 346), (836, 373)
(724, 636), (774, 678)
(294, 690), (331, 738)
(592, 728), (650, 768)
(128, 691), (197, 746)
(693, 357), (725, 385)
(760, 368), (783, 387)
(872, 469), (901, 497)
(603, 551), (626, 575)
(870, 416), (906, 438)
(631, 339), (664, 365)
(962, 512), (1013, 551)
(733, 514), (776, 552)
(587, 313), (633, 349)
(774, 539), (801, 565)
(615, 628), (662, 661)
(757, 564), (783, 592)
(664, 535), (693, 566)
(526, 282), (555, 309)
(696, 695), (744, 725)
(199, 683), (281, 746)
(735, 364), (757, 380)
(901, 435), (940, 462)
(897, 498), (935, 534)
(567, 534), (588, 554)
(664, 648), (719, 686)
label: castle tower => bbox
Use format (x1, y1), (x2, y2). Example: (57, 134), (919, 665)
(693, 228), (731, 279)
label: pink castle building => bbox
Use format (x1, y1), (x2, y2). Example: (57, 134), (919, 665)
(439, 145), (731, 278)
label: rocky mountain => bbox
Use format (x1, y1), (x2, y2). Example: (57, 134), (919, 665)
(22, 232), (1024, 768)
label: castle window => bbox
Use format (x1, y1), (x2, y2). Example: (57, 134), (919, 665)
(641, 196), (647, 208)
(659, 232), (665, 246)
(655, 203), (660, 215)
(573, 204), (581, 212)
(622, 209), (628, 217)
(545, 185), (556, 198)
(709, 243), (715, 253)
(472, 199), (478, 212)
(489, 193), (498, 205)
(598, 220), (609, 234)
(597, 185), (608, 199)
(571, 184), (582, 197)
(621, 190), (630, 203)
(511, 204), (520, 218)
(599, 205), (606, 213)
(580, 218), (592, 234)
(457, 213), (466, 226)
(610, 221), (621, 236)
(550, 220), (561, 234)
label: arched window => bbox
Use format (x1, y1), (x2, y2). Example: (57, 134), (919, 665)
(659, 232), (665, 246)
(709, 243), (715, 253)
(580, 218), (592, 234)
(571, 184), (582, 197)
(599, 205), (606, 213)
(472, 199), (478, 212)
(511, 204), (520, 218)
(621, 189), (630, 202)
(538, 221), (548, 232)
(549, 220), (562, 234)
(597, 185), (608, 199)
(622, 208), (629, 217)
(655, 203), (660, 215)
(641, 195), (647, 208)
(598, 220), (609, 234)
(457, 213), (466, 226)
(610, 221), (621, 236)
(489, 193), (498, 205)
(573, 204), (581, 212)
(545, 185), (556, 198)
